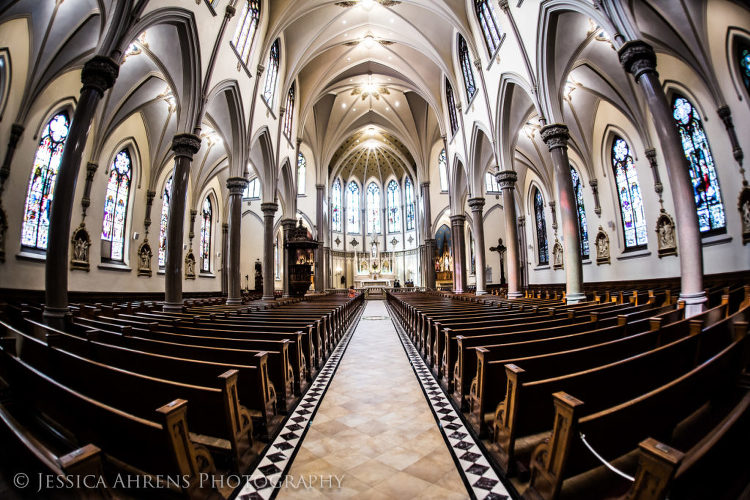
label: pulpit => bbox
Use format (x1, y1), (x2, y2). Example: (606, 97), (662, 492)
(285, 220), (319, 297)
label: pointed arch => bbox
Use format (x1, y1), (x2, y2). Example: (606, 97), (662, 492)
(611, 135), (648, 249)
(346, 180), (360, 233)
(200, 195), (213, 272)
(263, 38), (280, 106)
(457, 34), (477, 102)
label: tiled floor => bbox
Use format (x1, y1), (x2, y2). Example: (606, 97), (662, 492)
(277, 300), (469, 499)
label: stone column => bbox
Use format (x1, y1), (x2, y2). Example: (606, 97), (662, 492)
(221, 222), (229, 295)
(540, 124), (585, 303)
(496, 170), (523, 298)
(225, 177), (247, 305)
(518, 215), (528, 289)
(619, 40), (706, 315)
(281, 218), (296, 298)
(315, 184), (325, 292)
(162, 134), (202, 311)
(421, 182), (436, 288)
(43, 57), (119, 324)
(468, 198), (487, 295)
(450, 214), (467, 293)
(261, 202), (278, 300)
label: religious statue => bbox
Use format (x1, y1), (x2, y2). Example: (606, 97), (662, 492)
(137, 240), (153, 277)
(382, 259), (390, 273)
(740, 187), (750, 245)
(595, 226), (610, 265)
(552, 238), (564, 270)
(655, 210), (677, 257)
(70, 224), (91, 271)
(489, 238), (506, 285)
(360, 259), (369, 273)
(185, 250), (196, 279)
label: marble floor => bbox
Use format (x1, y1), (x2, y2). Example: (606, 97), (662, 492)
(276, 300), (469, 499)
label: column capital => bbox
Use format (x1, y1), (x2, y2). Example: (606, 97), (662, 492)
(498, 0), (510, 10)
(495, 169), (518, 189)
(281, 218), (297, 229)
(9, 123), (24, 145)
(588, 178), (598, 189)
(540, 123), (569, 151)
(618, 40), (657, 80)
(81, 55), (119, 95)
(224, 4), (236, 17)
(449, 214), (466, 225)
(172, 133), (201, 159)
(420, 181), (430, 189)
(517, 215), (526, 225)
(279, 106), (286, 117)
(85, 162), (98, 180)
(222, 222), (229, 231)
(467, 197), (485, 211)
(260, 202), (278, 215)
(226, 176), (248, 195)
(256, 64), (265, 77)
(315, 184), (325, 190)
(146, 190), (156, 202)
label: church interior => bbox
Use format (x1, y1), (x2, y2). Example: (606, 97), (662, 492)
(0, 0), (749, 499)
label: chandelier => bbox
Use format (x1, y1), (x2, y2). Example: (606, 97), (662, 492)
(351, 72), (390, 101)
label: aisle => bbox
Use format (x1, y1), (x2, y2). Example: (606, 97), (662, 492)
(277, 300), (468, 499)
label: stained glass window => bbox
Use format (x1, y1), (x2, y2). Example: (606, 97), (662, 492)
(297, 151), (306, 195)
(611, 137), (648, 248)
(485, 172), (500, 193)
(438, 148), (449, 191)
(347, 181), (360, 233)
(570, 166), (589, 259)
(458, 35), (477, 102)
(533, 187), (549, 265)
(231, 0), (260, 65)
(387, 180), (401, 233)
(158, 175), (173, 267)
(332, 179), (342, 232)
(738, 40), (750, 93)
(101, 149), (132, 261)
(200, 197), (212, 272)
(367, 182), (381, 234)
(475, 0), (502, 55)
(284, 83), (296, 139)
(672, 95), (726, 234)
(263, 39), (280, 106)
(405, 177), (415, 231)
(446, 79), (459, 136)
(243, 177), (261, 199)
(22, 112), (70, 251)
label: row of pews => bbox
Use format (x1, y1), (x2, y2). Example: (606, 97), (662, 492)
(387, 282), (750, 500)
(0, 292), (364, 498)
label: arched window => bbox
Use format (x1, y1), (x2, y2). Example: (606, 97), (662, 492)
(405, 177), (415, 231)
(347, 181), (360, 233)
(474, 0), (502, 55)
(458, 35), (477, 102)
(200, 197), (212, 272)
(284, 83), (295, 139)
(243, 177), (261, 199)
(101, 149), (132, 262)
(438, 148), (449, 192)
(22, 112), (70, 251)
(367, 183), (381, 234)
(672, 95), (726, 234)
(158, 175), (173, 267)
(570, 166), (589, 259)
(231, 0), (260, 65)
(331, 179), (342, 232)
(446, 79), (459, 136)
(297, 151), (306, 195)
(611, 137), (648, 249)
(485, 172), (500, 193)
(533, 187), (549, 265)
(263, 39), (280, 106)
(387, 180), (401, 233)
(738, 38), (750, 93)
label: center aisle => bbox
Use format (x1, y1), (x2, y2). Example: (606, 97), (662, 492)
(277, 300), (469, 499)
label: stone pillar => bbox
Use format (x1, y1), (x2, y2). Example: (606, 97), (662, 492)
(421, 182), (436, 288)
(468, 198), (487, 295)
(225, 177), (247, 305)
(315, 184), (325, 292)
(450, 214), (467, 294)
(44, 57), (119, 325)
(323, 246), (330, 290)
(281, 218), (296, 298)
(540, 124), (585, 303)
(619, 40), (706, 315)
(496, 170), (523, 298)
(261, 202), (278, 300)
(518, 215), (528, 289)
(221, 222), (229, 295)
(162, 134), (202, 311)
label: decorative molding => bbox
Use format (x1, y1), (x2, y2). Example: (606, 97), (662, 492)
(540, 123), (569, 151)
(171, 133), (201, 158)
(80, 56), (119, 95)
(495, 170), (518, 189)
(618, 40), (657, 80)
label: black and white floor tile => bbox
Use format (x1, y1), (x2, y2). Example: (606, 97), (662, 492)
(387, 304), (513, 500)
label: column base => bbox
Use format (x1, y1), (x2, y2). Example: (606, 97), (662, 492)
(566, 292), (587, 304)
(475, 290), (487, 296)
(262, 295), (276, 301)
(679, 291), (707, 318)
(163, 302), (185, 312)
(43, 306), (69, 329)
(225, 298), (243, 305)
(507, 291), (523, 299)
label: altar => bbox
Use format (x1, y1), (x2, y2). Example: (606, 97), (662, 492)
(354, 241), (394, 289)
(355, 278), (392, 288)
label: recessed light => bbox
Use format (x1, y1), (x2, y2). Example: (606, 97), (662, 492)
(385, 107), (390, 111)
(395, 101), (399, 107)
(342, 19), (347, 24)
(342, 103), (347, 108)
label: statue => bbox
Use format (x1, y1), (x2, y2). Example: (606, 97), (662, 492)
(185, 250), (196, 279)
(740, 187), (750, 245)
(655, 210), (677, 257)
(137, 240), (153, 277)
(70, 224), (91, 271)
(595, 226), (610, 265)
(552, 238), (564, 269)
(489, 238), (506, 285)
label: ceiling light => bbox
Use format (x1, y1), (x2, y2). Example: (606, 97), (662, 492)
(363, 35), (376, 49)
(390, 18), (394, 23)
(385, 107), (390, 111)
(342, 103), (347, 109)
(342, 19), (347, 24)
(361, 0), (375, 11)
(395, 101), (399, 107)
(367, 140), (378, 149)
(368, 127), (376, 136)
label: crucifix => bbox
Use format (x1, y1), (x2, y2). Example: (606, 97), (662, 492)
(489, 238), (507, 285)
